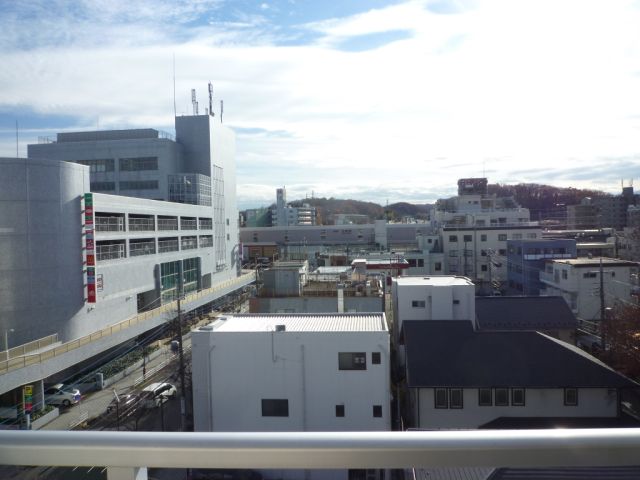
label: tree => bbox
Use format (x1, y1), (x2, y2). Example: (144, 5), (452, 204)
(600, 303), (640, 381)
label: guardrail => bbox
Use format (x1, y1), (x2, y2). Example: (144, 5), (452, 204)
(0, 272), (255, 375)
(0, 334), (59, 362)
(0, 429), (639, 480)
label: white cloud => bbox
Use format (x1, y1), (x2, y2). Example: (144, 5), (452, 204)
(1, 0), (640, 207)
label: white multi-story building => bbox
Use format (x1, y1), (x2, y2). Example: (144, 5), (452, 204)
(432, 178), (531, 228)
(271, 187), (317, 227)
(191, 313), (390, 479)
(540, 258), (639, 321)
(0, 112), (250, 406)
(441, 224), (543, 292)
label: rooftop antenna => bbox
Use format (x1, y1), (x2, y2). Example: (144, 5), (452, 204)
(15, 120), (19, 158)
(172, 54), (177, 118)
(208, 82), (214, 117)
(220, 100), (224, 123)
(191, 89), (198, 115)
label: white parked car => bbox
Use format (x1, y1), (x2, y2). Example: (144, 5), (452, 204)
(44, 384), (81, 407)
(141, 382), (176, 408)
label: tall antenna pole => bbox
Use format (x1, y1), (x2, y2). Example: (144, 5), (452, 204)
(220, 100), (223, 123)
(208, 82), (213, 117)
(15, 120), (18, 158)
(173, 54), (177, 118)
(191, 89), (197, 116)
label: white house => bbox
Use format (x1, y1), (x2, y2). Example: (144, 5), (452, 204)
(402, 320), (637, 430)
(540, 257), (639, 321)
(191, 313), (391, 480)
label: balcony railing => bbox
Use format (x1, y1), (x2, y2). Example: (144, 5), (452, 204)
(129, 241), (156, 257)
(128, 217), (155, 232)
(95, 217), (125, 232)
(158, 238), (179, 253)
(96, 243), (125, 261)
(181, 218), (197, 230)
(158, 218), (178, 231)
(0, 429), (639, 480)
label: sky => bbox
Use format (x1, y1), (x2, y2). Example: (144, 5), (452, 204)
(1, 0), (639, 209)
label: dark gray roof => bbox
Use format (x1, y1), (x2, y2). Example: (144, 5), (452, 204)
(475, 296), (577, 331)
(489, 467), (640, 480)
(403, 321), (637, 388)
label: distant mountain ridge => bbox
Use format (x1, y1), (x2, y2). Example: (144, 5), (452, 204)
(284, 183), (608, 223)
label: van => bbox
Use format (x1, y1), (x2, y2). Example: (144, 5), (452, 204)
(141, 382), (176, 408)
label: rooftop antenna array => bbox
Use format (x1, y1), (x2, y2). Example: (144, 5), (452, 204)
(191, 89), (199, 115)
(208, 82), (214, 117)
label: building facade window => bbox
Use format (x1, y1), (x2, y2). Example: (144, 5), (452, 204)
(449, 388), (463, 409)
(339, 352), (367, 370)
(120, 180), (158, 190)
(512, 388), (525, 406)
(449, 235), (458, 242)
(261, 399), (289, 417)
(562, 270), (568, 279)
(481, 234), (487, 241)
(478, 388), (492, 406)
(372, 352), (381, 364)
(90, 181), (116, 191)
(495, 388), (509, 406)
(336, 405), (345, 417)
(77, 158), (114, 173)
(435, 262), (442, 271)
(435, 388), (448, 409)
(498, 234), (507, 241)
(564, 388), (578, 406)
(119, 156), (158, 171)
(373, 405), (383, 418)
(411, 300), (426, 308)
(463, 235), (472, 242)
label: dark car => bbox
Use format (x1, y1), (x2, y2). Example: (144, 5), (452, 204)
(106, 393), (140, 417)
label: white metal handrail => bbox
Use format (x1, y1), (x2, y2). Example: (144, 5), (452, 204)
(0, 429), (639, 469)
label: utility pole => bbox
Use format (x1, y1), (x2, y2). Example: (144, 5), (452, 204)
(176, 291), (187, 431)
(599, 257), (606, 350)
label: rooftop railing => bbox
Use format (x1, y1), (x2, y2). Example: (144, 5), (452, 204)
(0, 429), (639, 480)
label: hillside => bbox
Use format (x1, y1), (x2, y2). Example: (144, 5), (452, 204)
(280, 183), (607, 224)
(487, 183), (609, 220)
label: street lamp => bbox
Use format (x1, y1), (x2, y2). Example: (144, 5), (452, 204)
(4, 328), (15, 352)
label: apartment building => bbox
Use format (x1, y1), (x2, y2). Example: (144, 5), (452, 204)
(506, 239), (577, 295)
(271, 187), (317, 227)
(540, 258), (639, 321)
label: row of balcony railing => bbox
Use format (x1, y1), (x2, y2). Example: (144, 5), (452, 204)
(94, 216), (213, 233)
(96, 235), (214, 261)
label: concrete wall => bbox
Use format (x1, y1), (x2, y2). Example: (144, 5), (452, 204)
(192, 328), (391, 435)
(0, 158), (89, 347)
(415, 387), (618, 429)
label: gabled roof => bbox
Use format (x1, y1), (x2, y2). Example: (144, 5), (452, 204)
(403, 320), (636, 388)
(475, 296), (577, 331)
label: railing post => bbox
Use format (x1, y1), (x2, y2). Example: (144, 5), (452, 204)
(107, 467), (148, 480)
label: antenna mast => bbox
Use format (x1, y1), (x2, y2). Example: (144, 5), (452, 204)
(172, 54), (177, 118)
(220, 100), (224, 123)
(208, 82), (214, 117)
(191, 89), (198, 115)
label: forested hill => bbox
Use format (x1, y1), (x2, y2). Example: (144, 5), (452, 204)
(285, 184), (607, 223)
(288, 198), (432, 223)
(487, 183), (608, 220)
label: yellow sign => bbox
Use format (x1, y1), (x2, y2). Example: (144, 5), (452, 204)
(24, 385), (32, 396)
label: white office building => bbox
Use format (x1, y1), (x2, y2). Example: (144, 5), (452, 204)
(191, 313), (390, 479)
(0, 112), (250, 404)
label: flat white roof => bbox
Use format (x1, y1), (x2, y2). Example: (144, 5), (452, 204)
(394, 276), (474, 286)
(205, 313), (387, 333)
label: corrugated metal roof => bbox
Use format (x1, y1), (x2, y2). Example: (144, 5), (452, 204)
(210, 313), (387, 332)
